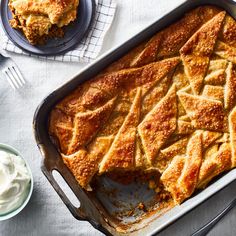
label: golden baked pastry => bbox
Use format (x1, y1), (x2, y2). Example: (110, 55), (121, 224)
(9, 0), (80, 45)
(49, 6), (236, 204)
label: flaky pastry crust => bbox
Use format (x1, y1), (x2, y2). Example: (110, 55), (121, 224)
(49, 6), (236, 204)
(9, 0), (79, 44)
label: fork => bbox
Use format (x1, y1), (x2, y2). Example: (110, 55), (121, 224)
(0, 53), (25, 90)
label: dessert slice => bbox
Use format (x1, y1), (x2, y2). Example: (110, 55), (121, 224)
(9, 0), (80, 45)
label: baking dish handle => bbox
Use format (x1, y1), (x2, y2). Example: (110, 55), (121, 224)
(41, 167), (88, 221)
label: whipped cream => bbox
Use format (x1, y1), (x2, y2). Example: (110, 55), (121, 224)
(0, 150), (31, 215)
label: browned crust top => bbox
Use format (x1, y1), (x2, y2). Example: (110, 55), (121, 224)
(49, 6), (236, 205)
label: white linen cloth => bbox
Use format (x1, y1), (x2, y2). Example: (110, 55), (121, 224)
(1, 1), (236, 236)
(1, 0), (117, 63)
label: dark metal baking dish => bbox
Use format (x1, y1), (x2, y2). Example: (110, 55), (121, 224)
(33, 0), (236, 235)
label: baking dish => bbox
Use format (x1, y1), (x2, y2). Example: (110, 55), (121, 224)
(33, 0), (236, 235)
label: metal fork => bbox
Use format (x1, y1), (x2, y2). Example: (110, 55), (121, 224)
(0, 53), (25, 90)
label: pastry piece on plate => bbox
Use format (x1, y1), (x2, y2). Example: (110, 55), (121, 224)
(9, 0), (80, 44)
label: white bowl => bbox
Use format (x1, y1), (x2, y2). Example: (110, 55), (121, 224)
(0, 143), (33, 221)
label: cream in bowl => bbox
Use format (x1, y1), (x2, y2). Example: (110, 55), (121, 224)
(0, 144), (33, 220)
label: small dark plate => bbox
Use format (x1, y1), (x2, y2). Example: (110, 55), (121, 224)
(0, 0), (95, 56)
